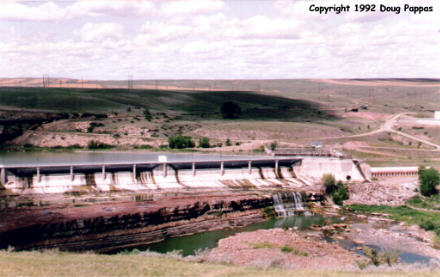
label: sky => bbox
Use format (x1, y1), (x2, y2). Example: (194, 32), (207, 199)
(0, 0), (439, 80)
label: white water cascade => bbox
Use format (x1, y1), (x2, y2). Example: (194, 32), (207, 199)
(272, 192), (308, 217)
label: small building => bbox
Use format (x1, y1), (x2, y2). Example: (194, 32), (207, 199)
(435, 111), (440, 120)
(311, 142), (322, 148)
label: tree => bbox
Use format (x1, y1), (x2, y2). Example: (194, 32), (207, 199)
(88, 140), (112, 150)
(270, 141), (278, 151)
(332, 181), (349, 205)
(198, 137), (210, 148)
(419, 166), (440, 196)
(322, 174), (348, 205)
(144, 108), (152, 121)
(322, 173), (336, 194)
(168, 135), (195, 149)
(220, 102), (242, 119)
(226, 138), (231, 146)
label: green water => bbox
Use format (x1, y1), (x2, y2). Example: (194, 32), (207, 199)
(140, 215), (438, 264)
(140, 215), (334, 256)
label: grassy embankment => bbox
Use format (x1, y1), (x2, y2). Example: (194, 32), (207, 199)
(0, 250), (436, 277)
(0, 87), (332, 120)
(347, 201), (440, 242)
(0, 86), (338, 151)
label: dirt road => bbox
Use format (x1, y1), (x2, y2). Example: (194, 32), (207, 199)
(326, 112), (440, 150)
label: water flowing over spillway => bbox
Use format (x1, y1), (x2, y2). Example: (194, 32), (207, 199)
(272, 192), (308, 217)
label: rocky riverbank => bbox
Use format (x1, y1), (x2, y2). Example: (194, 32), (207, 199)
(0, 193), (279, 252)
(347, 181), (417, 206)
(200, 228), (362, 269)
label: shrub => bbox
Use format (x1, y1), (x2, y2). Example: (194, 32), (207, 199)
(322, 173), (336, 194)
(420, 218), (435, 230)
(332, 182), (349, 205)
(226, 138), (231, 146)
(419, 166), (440, 196)
(87, 122), (104, 133)
(361, 246), (399, 267)
(270, 141), (278, 151)
(144, 108), (152, 121)
(168, 135), (195, 149)
(87, 140), (112, 150)
(253, 145), (265, 153)
(220, 102), (242, 119)
(322, 174), (348, 205)
(198, 137), (210, 148)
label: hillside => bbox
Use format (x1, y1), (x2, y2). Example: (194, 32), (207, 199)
(1, 79), (439, 167)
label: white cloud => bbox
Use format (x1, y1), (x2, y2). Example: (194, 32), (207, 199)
(68, 0), (154, 18)
(0, 1), (67, 21)
(0, 0), (154, 21)
(159, 0), (225, 17)
(75, 22), (124, 42)
(0, 0), (439, 79)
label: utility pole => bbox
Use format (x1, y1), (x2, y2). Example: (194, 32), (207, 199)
(128, 75), (133, 90)
(42, 74), (49, 88)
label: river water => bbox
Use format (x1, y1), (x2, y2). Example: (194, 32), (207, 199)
(120, 214), (437, 265)
(133, 215), (331, 256)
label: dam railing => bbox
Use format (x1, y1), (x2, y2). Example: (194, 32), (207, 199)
(270, 147), (349, 159)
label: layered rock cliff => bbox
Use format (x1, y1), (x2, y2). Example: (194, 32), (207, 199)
(0, 194), (275, 253)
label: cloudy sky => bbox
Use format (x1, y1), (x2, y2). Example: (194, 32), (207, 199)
(0, 0), (439, 80)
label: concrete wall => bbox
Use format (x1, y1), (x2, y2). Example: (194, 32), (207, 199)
(293, 157), (367, 183)
(2, 157), (369, 194)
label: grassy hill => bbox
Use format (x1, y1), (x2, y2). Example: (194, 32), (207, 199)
(0, 251), (436, 277)
(0, 87), (334, 122)
(1, 79), (439, 166)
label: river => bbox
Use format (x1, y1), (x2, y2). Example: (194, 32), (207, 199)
(0, 151), (271, 166)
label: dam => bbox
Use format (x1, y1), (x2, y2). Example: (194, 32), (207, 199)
(0, 152), (371, 194)
(0, 152), (371, 252)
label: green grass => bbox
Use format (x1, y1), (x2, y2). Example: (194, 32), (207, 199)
(0, 144), (84, 152)
(280, 245), (308, 256)
(250, 241), (278, 249)
(249, 242), (309, 256)
(0, 87), (122, 112)
(346, 204), (440, 239)
(0, 251), (436, 277)
(0, 87), (334, 122)
(407, 195), (440, 211)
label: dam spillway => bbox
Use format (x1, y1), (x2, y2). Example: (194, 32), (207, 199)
(0, 154), (370, 194)
(0, 157), (305, 193)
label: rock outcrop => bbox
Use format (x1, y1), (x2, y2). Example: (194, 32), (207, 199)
(0, 194), (274, 253)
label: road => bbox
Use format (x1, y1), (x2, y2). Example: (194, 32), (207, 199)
(326, 112), (440, 150)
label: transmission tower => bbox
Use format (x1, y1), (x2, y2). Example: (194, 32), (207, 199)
(128, 75), (133, 90)
(42, 74), (50, 88)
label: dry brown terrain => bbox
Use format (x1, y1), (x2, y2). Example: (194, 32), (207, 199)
(203, 228), (361, 269)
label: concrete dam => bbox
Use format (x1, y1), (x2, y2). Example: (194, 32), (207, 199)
(0, 155), (370, 252)
(0, 156), (370, 194)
